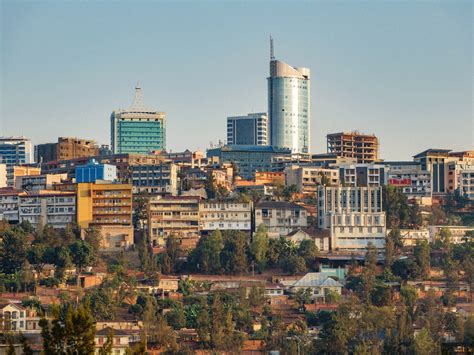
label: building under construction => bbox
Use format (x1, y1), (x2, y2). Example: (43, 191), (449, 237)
(326, 131), (379, 163)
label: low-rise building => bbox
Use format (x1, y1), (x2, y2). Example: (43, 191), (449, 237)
(15, 173), (68, 191)
(199, 200), (252, 233)
(447, 161), (474, 199)
(428, 225), (474, 244)
(19, 190), (76, 229)
(0, 303), (27, 332)
(75, 159), (117, 183)
(95, 327), (131, 355)
(255, 201), (307, 238)
(394, 228), (430, 247)
(282, 273), (343, 300)
(318, 186), (386, 251)
(131, 161), (178, 195)
(286, 228), (330, 252)
(148, 196), (201, 247)
(285, 165), (339, 195)
(11, 166), (41, 187)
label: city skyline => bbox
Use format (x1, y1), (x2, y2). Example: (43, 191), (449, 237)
(1, 1), (472, 160)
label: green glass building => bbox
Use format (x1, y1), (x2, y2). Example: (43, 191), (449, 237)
(111, 85), (166, 154)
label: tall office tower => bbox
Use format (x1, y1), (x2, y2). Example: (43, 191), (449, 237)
(267, 38), (310, 154)
(227, 113), (269, 146)
(111, 84), (166, 154)
(327, 131), (379, 163)
(0, 137), (34, 185)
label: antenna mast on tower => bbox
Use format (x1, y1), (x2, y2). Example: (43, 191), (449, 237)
(270, 35), (275, 60)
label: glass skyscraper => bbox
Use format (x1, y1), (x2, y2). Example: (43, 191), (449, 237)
(268, 56), (310, 154)
(111, 85), (166, 154)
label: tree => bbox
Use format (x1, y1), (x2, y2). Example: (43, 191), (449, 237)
(409, 202), (423, 228)
(221, 230), (248, 274)
(298, 239), (318, 270)
(414, 327), (438, 355)
(189, 230), (224, 274)
(250, 224), (269, 272)
(84, 227), (102, 256)
(294, 288), (312, 309)
(248, 285), (266, 308)
(414, 240), (430, 276)
(283, 254), (307, 275)
(69, 240), (95, 276)
(196, 305), (210, 346)
(166, 303), (186, 330)
(204, 173), (217, 199)
(39, 302), (96, 354)
(383, 185), (411, 228)
(0, 228), (28, 274)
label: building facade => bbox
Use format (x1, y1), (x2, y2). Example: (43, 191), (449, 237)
(207, 145), (291, 180)
(75, 160), (117, 183)
(15, 173), (67, 191)
(268, 53), (310, 154)
(326, 132), (379, 163)
(255, 201), (307, 237)
(386, 161), (432, 200)
(227, 113), (269, 146)
(111, 85), (166, 154)
(0, 188), (22, 222)
(285, 165), (339, 195)
(131, 162), (178, 196)
(19, 191), (76, 229)
(147, 196), (201, 247)
(199, 201), (252, 232)
(317, 186), (386, 251)
(36, 137), (100, 163)
(77, 182), (133, 250)
(338, 163), (387, 187)
(0, 137), (34, 185)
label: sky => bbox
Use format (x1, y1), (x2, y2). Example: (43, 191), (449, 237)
(1, 0), (472, 160)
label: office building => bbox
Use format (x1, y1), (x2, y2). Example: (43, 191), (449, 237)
(227, 113), (269, 146)
(199, 201), (252, 233)
(338, 163), (387, 187)
(268, 39), (310, 154)
(111, 84), (166, 154)
(77, 182), (133, 251)
(75, 160), (117, 183)
(447, 162), (474, 200)
(131, 162), (178, 195)
(254, 201), (308, 238)
(285, 166), (339, 195)
(18, 191), (76, 229)
(207, 145), (291, 180)
(317, 186), (386, 251)
(0, 137), (34, 185)
(147, 196), (201, 247)
(36, 137), (100, 163)
(327, 132), (379, 163)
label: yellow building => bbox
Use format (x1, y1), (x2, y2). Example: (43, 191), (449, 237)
(77, 181), (133, 251)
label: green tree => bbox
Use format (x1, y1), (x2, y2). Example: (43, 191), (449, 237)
(250, 224), (269, 272)
(298, 239), (319, 270)
(248, 285), (266, 308)
(221, 230), (248, 274)
(294, 287), (312, 309)
(69, 240), (95, 276)
(189, 230), (224, 274)
(166, 303), (186, 330)
(98, 329), (114, 355)
(414, 327), (438, 355)
(414, 240), (430, 276)
(0, 227), (28, 274)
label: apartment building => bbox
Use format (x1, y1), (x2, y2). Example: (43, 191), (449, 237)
(131, 162), (178, 195)
(285, 165), (339, 195)
(148, 196), (201, 247)
(77, 182), (133, 251)
(0, 164), (6, 188)
(326, 132), (379, 163)
(317, 186), (386, 251)
(19, 191), (76, 229)
(36, 137), (100, 163)
(199, 201), (252, 233)
(254, 201), (307, 238)
(447, 162), (474, 199)
(12, 166), (41, 188)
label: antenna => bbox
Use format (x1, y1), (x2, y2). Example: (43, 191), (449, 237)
(270, 35), (275, 60)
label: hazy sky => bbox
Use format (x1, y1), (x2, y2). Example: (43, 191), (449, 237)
(1, 0), (472, 160)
